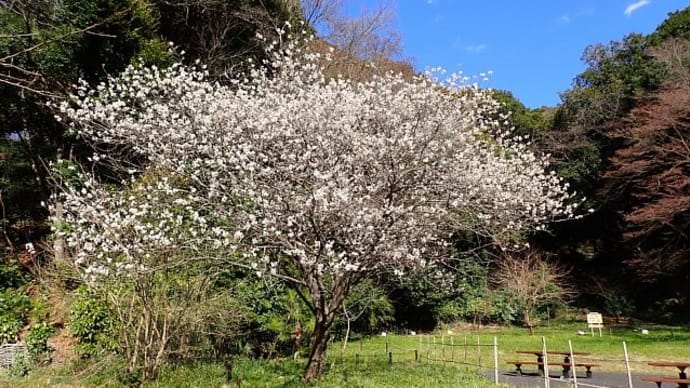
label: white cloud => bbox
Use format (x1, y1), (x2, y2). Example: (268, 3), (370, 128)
(555, 8), (595, 26)
(577, 8), (595, 16)
(556, 15), (571, 25)
(465, 44), (487, 54)
(452, 36), (487, 53)
(624, 0), (651, 17)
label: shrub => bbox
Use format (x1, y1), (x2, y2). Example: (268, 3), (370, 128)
(69, 286), (118, 356)
(0, 288), (31, 344)
(26, 321), (56, 364)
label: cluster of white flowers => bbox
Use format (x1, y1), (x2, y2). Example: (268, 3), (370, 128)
(53, 38), (576, 284)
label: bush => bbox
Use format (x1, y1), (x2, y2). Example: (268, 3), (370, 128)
(69, 286), (118, 356)
(332, 280), (395, 338)
(0, 288), (31, 344)
(26, 321), (55, 364)
(602, 293), (635, 320)
(0, 260), (26, 290)
(229, 275), (312, 358)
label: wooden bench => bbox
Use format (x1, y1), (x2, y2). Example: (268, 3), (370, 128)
(641, 376), (690, 388)
(507, 360), (599, 378)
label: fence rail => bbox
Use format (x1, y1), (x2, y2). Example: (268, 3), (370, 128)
(0, 342), (27, 369)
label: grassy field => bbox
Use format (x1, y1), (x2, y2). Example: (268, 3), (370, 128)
(2, 322), (689, 387)
(340, 321), (690, 375)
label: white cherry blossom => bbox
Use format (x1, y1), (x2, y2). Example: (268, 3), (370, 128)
(52, 38), (576, 380)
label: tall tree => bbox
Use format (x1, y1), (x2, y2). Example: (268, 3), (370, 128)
(53, 41), (576, 381)
(0, 0), (299, 255)
(0, 0), (165, 254)
(540, 6), (690, 318)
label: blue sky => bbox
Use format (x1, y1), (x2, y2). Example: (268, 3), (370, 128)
(344, 1), (689, 107)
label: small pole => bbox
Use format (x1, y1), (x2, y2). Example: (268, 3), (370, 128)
(546, 307), (550, 326)
(493, 336), (499, 384)
(415, 349), (418, 362)
(477, 336), (481, 371)
(464, 335), (468, 364)
(355, 353), (359, 364)
(623, 341), (634, 388)
(388, 351), (392, 364)
(427, 335), (430, 364)
(450, 336), (455, 363)
(441, 335), (445, 360)
(419, 335), (422, 359)
(385, 339), (389, 354)
(541, 336), (550, 388)
(568, 339), (578, 388)
(433, 335), (437, 361)
(360, 337), (363, 353)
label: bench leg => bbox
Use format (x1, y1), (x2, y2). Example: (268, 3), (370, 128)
(514, 364), (523, 376)
(585, 366), (592, 378)
(562, 365), (571, 379)
(536, 356), (544, 376)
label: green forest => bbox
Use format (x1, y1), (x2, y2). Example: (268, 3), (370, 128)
(1, 0), (689, 386)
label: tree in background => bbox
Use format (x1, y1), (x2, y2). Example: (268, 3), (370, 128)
(155, 0), (300, 78)
(493, 250), (575, 335)
(0, 0), (298, 257)
(299, 0), (412, 81)
(490, 90), (550, 140)
(541, 7), (690, 318)
(301, 0), (401, 61)
(0, 0), (167, 257)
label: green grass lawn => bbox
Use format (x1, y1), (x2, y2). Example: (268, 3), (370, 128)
(2, 322), (689, 387)
(342, 322), (690, 374)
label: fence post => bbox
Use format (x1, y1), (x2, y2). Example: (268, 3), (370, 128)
(493, 336), (499, 384)
(441, 335), (445, 360)
(385, 339), (389, 354)
(415, 349), (418, 362)
(541, 336), (550, 388)
(450, 335), (455, 363)
(568, 339), (578, 388)
(477, 336), (481, 371)
(623, 341), (634, 388)
(464, 335), (468, 364)
(427, 335), (430, 364)
(433, 335), (437, 362)
(388, 351), (392, 364)
(419, 335), (422, 362)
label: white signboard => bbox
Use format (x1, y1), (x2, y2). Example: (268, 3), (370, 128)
(587, 312), (603, 337)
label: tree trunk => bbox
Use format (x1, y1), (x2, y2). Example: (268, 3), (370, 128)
(523, 310), (534, 336)
(52, 202), (66, 262)
(303, 312), (332, 382)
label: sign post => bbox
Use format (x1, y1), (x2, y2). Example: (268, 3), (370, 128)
(587, 312), (603, 337)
